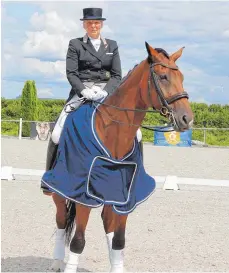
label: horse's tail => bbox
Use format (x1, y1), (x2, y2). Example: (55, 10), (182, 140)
(65, 200), (76, 245)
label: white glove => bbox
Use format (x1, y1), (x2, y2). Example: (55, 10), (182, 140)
(92, 89), (108, 101)
(81, 87), (108, 101)
(91, 85), (108, 100)
(91, 85), (103, 93)
(81, 88), (95, 100)
(81, 88), (96, 100)
(81, 86), (108, 101)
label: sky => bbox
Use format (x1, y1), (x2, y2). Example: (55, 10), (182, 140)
(1, 1), (229, 104)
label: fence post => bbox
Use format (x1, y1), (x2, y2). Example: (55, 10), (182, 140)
(203, 121), (207, 146)
(19, 118), (22, 140)
(203, 128), (206, 145)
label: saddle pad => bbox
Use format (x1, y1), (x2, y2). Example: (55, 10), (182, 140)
(41, 101), (156, 214)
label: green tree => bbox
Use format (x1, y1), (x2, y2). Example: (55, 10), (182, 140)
(21, 80), (39, 136)
(1, 97), (229, 146)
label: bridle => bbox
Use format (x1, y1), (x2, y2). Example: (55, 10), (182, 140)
(148, 62), (189, 128)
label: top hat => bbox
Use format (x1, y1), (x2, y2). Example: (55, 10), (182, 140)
(80, 8), (106, 21)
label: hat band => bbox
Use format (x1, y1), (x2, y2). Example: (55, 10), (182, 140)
(81, 16), (106, 21)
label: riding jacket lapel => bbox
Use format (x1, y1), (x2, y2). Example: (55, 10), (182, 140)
(96, 37), (108, 59)
(80, 34), (99, 59)
(80, 34), (108, 61)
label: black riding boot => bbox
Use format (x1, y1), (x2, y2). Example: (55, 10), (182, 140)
(46, 137), (58, 171)
(41, 137), (58, 193)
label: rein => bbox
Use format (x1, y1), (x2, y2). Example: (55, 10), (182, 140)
(94, 105), (174, 131)
(93, 100), (158, 113)
(92, 60), (189, 131)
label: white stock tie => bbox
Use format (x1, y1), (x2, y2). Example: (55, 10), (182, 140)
(89, 36), (101, 52)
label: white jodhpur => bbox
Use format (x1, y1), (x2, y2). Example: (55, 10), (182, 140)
(51, 106), (68, 145)
(51, 95), (84, 144)
(50, 228), (65, 271)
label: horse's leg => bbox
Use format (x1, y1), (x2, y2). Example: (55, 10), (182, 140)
(102, 206), (128, 273)
(101, 205), (115, 262)
(50, 193), (67, 271)
(64, 204), (91, 273)
(110, 213), (128, 273)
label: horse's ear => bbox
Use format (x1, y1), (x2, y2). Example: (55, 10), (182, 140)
(170, 47), (185, 62)
(145, 42), (159, 59)
(145, 42), (151, 56)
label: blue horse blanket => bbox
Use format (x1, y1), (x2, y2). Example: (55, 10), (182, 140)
(41, 101), (156, 214)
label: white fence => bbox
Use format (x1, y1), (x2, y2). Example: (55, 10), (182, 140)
(1, 119), (55, 140)
(1, 119), (229, 146)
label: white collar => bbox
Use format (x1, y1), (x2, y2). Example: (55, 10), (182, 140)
(88, 35), (101, 42)
(83, 34), (108, 49)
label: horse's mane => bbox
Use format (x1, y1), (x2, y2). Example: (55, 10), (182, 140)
(120, 64), (138, 84)
(120, 48), (170, 84)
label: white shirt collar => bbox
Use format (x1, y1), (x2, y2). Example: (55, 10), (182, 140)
(88, 35), (101, 51)
(88, 35), (101, 42)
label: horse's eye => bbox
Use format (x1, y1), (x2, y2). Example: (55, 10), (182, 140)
(159, 74), (168, 81)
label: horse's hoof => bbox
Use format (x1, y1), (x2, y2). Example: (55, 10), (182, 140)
(50, 259), (65, 272)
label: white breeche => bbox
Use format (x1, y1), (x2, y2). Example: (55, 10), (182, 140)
(51, 95), (84, 144)
(51, 108), (68, 145)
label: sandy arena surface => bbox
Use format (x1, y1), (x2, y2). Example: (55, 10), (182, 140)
(1, 138), (229, 272)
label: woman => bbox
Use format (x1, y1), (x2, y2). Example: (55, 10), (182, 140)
(45, 7), (122, 169)
(43, 7), (123, 271)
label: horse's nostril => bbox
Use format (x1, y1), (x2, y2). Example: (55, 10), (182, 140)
(182, 115), (188, 125)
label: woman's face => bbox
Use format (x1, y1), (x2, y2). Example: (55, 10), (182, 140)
(83, 20), (103, 39)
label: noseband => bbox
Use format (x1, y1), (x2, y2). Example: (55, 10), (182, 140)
(148, 62), (189, 117)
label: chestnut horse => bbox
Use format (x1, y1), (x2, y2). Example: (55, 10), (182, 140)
(45, 42), (193, 272)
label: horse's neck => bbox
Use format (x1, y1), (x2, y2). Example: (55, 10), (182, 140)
(95, 61), (150, 159)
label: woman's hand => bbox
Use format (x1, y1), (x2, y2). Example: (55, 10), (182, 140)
(81, 88), (97, 100)
(81, 87), (108, 101)
(92, 90), (108, 101)
(92, 86), (108, 100)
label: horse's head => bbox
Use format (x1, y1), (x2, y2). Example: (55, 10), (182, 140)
(144, 42), (194, 132)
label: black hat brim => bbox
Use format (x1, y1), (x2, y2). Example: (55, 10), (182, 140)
(80, 17), (106, 21)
